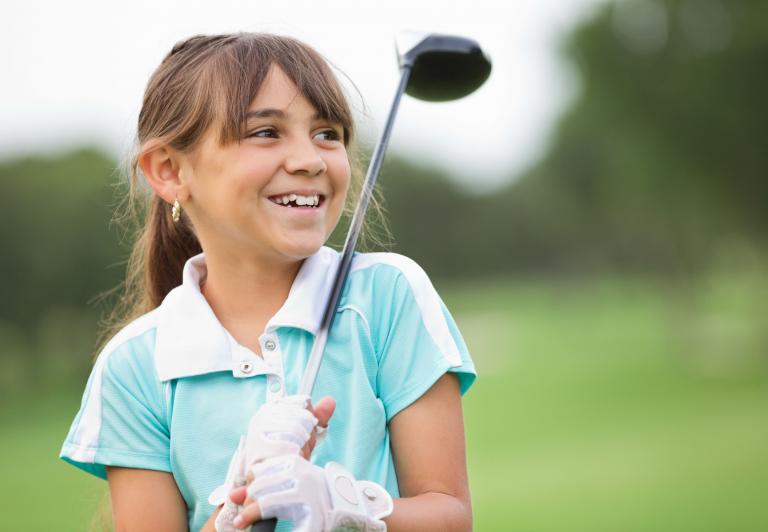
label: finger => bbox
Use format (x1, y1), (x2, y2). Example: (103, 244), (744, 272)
(228, 486), (248, 505)
(301, 438), (313, 460)
(232, 501), (262, 529)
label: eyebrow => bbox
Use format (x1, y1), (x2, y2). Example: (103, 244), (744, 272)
(245, 108), (322, 121)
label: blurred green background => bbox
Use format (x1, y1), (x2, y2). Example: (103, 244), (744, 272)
(2, 0), (768, 530)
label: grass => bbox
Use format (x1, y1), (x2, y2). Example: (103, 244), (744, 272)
(0, 388), (107, 531)
(2, 273), (767, 531)
(448, 273), (768, 531)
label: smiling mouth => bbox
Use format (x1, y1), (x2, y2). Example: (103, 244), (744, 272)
(268, 193), (326, 209)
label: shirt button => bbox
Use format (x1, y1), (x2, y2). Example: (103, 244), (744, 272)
(240, 361), (253, 374)
(264, 339), (277, 351)
(269, 379), (281, 393)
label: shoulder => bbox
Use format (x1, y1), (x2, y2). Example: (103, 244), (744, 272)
(93, 308), (162, 383)
(79, 308), (168, 441)
(348, 251), (435, 299)
(344, 252), (439, 328)
(345, 252), (455, 351)
(350, 250), (427, 276)
(60, 308), (171, 480)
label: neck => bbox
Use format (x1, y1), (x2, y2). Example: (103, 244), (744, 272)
(199, 246), (304, 332)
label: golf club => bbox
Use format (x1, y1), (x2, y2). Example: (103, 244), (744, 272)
(252, 32), (491, 532)
(298, 31), (491, 397)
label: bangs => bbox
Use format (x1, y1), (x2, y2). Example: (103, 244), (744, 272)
(209, 34), (354, 147)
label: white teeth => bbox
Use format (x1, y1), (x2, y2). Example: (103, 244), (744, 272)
(272, 193), (322, 207)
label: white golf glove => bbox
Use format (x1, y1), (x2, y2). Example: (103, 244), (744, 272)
(247, 454), (394, 532)
(211, 394), (318, 532)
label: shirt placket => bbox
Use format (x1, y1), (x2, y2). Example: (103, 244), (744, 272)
(259, 332), (285, 401)
(226, 327), (270, 380)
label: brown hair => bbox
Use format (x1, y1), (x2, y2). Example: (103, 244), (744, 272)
(96, 32), (390, 354)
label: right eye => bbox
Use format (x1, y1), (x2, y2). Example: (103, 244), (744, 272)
(248, 128), (278, 138)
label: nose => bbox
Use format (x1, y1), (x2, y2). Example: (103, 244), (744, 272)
(284, 136), (327, 177)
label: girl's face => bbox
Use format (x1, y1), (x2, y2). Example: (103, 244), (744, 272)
(180, 64), (351, 264)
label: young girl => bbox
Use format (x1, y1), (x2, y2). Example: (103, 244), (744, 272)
(60, 32), (476, 531)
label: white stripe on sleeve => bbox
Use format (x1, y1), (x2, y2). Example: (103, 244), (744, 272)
(68, 310), (160, 461)
(351, 253), (462, 367)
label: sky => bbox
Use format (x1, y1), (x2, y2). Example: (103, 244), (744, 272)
(0, 0), (607, 191)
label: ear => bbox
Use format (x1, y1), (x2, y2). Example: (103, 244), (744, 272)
(138, 142), (190, 205)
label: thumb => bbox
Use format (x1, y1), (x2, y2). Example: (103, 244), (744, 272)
(228, 486), (248, 505)
(300, 396), (336, 459)
(311, 396), (336, 429)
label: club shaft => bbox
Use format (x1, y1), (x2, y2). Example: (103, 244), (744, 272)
(251, 519), (278, 531)
(299, 64), (413, 397)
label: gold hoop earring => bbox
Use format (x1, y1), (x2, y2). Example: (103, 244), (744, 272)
(171, 198), (181, 223)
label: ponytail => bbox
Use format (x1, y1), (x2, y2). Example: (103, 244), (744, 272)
(145, 195), (202, 308)
(93, 157), (201, 357)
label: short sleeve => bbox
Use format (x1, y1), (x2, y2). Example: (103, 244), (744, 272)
(59, 328), (171, 480)
(371, 258), (477, 421)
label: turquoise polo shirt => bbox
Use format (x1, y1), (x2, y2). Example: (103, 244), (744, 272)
(60, 246), (476, 531)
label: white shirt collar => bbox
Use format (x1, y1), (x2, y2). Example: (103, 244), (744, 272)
(154, 246), (340, 381)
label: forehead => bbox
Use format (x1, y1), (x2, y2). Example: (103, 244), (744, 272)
(248, 64), (317, 118)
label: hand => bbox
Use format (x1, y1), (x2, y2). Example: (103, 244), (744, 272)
(244, 395), (335, 470)
(211, 395), (335, 532)
(243, 394), (318, 465)
(229, 455), (393, 531)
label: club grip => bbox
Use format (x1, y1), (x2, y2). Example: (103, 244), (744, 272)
(251, 518), (277, 531)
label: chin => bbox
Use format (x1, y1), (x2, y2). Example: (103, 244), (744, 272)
(277, 239), (325, 261)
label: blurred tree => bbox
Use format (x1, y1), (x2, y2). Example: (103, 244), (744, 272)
(499, 0), (768, 272)
(365, 0), (768, 278)
(0, 148), (126, 337)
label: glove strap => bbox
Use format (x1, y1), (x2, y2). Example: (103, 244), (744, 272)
(324, 462), (393, 530)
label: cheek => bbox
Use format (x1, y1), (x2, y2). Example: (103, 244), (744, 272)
(327, 155), (351, 223)
(210, 162), (275, 210)
(240, 158), (278, 188)
(330, 153), (352, 195)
